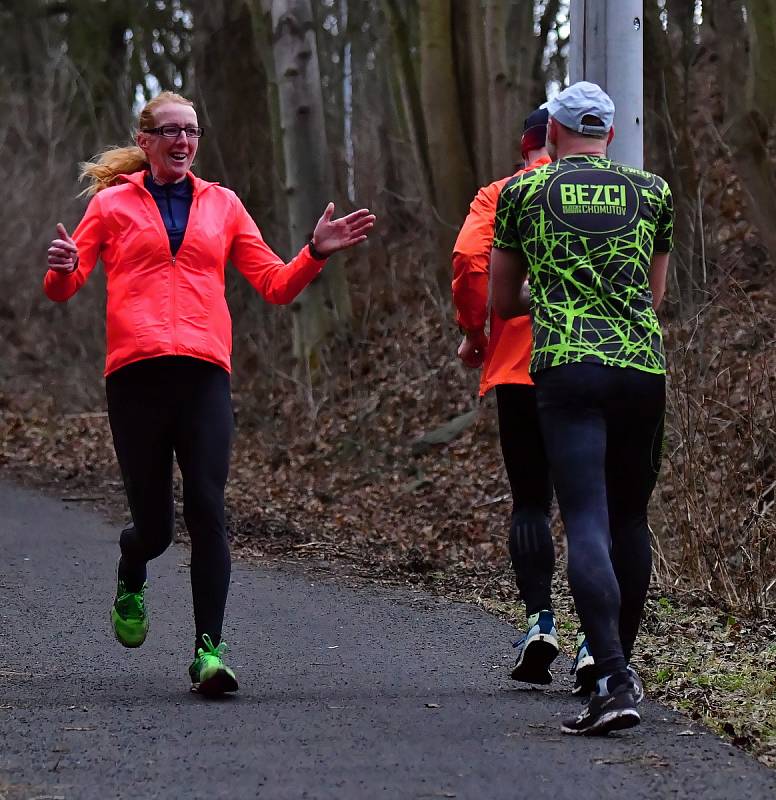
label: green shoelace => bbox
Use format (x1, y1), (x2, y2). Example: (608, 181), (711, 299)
(197, 634), (228, 661)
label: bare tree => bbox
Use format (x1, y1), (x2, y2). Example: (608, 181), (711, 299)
(271, 0), (353, 373)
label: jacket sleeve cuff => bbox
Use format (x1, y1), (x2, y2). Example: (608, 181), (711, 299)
(43, 268), (78, 301)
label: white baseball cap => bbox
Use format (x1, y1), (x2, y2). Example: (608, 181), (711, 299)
(547, 81), (615, 136)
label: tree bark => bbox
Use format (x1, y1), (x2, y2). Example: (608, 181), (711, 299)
(485, 0), (511, 177)
(271, 0), (352, 372)
(418, 0), (476, 257)
(643, 0), (701, 312)
(451, 0), (491, 186)
(383, 0), (434, 204)
(191, 0), (274, 217)
(508, 0), (549, 164)
(713, 0), (776, 267)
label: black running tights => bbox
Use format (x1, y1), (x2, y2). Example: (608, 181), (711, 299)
(106, 356), (233, 651)
(533, 363), (665, 679)
(495, 384), (554, 617)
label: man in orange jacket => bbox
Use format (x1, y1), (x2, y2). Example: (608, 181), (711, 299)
(452, 108), (593, 692)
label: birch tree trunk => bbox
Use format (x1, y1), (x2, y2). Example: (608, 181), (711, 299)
(271, 0), (352, 373)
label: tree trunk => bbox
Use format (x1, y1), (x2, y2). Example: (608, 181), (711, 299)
(418, 0), (476, 262)
(270, 0), (352, 372)
(64, 0), (136, 142)
(714, 0), (776, 267)
(508, 0), (548, 164)
(451, 1), (491, 186)
(383, 0), (434, 204)
(191, 0), (274, 217)
(485, 0), (511, 177)
(643, 0), (701, 313)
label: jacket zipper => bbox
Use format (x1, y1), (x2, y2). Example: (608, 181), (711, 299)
(170, 253), (177, 351)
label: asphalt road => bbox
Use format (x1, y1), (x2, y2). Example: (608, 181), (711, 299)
(1, 481), (775, 800)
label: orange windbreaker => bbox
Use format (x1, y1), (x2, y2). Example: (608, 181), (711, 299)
(43, 171), (326, 376)
(452, 155), (551, 396)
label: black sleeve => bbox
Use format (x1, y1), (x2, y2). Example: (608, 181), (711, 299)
(492, 178), (521, 250)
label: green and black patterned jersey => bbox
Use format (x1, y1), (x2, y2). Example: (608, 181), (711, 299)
(492, 155), (673, 375)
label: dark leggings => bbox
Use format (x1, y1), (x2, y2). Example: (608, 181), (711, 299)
(495, 384), (554, 617)
(106, 356), (233, 651)
(533, 363), (665, 679)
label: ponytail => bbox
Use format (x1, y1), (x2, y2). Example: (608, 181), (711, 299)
(78, 146), (148, 197)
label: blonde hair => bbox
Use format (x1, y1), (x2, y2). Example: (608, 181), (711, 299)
(78, 91), (195, 197)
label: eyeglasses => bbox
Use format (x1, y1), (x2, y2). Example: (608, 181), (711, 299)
(141, 124), (205, 139)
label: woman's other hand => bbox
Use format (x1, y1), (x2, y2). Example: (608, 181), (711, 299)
(48, 223), (79, 273)
(311, 203), (376, 257)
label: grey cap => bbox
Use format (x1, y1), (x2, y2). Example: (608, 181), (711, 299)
(547, 81), (615, 136)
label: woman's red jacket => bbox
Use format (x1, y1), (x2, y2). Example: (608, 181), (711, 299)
(43, 171), (325, 376)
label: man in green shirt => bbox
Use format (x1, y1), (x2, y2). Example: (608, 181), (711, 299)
(491, 81), (673, 735)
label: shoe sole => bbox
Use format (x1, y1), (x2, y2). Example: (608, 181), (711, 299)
(511, 636), (559, 684)
(571, 661), (596, 696)
(561, 708), (641, 736)
(191, 669), (239, 697)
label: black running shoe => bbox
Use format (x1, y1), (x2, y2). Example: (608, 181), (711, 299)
(561, 683), (640, 736)
(571, 632), (596, 696)
(510, 610), (559, 684)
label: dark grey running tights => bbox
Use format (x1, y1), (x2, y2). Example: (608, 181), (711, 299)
(533, 363), (665, 679)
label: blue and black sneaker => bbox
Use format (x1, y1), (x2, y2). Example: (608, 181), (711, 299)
(571, 632), (596, 696)
(511, 610), (559, 684)
(571, 633), (645, 705)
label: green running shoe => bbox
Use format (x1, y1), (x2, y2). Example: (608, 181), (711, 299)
(188, 635), (238, 696)
(111, 580), (149, 648)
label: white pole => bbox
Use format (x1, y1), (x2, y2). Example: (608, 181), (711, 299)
(569, 0), (644, 168)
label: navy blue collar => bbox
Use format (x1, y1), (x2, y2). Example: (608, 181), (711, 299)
(144, 174), (193, 200)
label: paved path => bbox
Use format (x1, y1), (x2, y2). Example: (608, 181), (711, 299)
(2, 481), (775, 799)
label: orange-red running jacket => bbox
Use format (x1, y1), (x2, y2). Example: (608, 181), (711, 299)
(43, 171), (326, 376)
(452, 155), (551, 396)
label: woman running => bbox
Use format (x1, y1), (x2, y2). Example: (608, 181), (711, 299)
(44, 91), (375, 697)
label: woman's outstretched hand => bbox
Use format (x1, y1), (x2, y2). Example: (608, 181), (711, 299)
(311, 203), (376, 257)
(48, 223), (79, 273)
